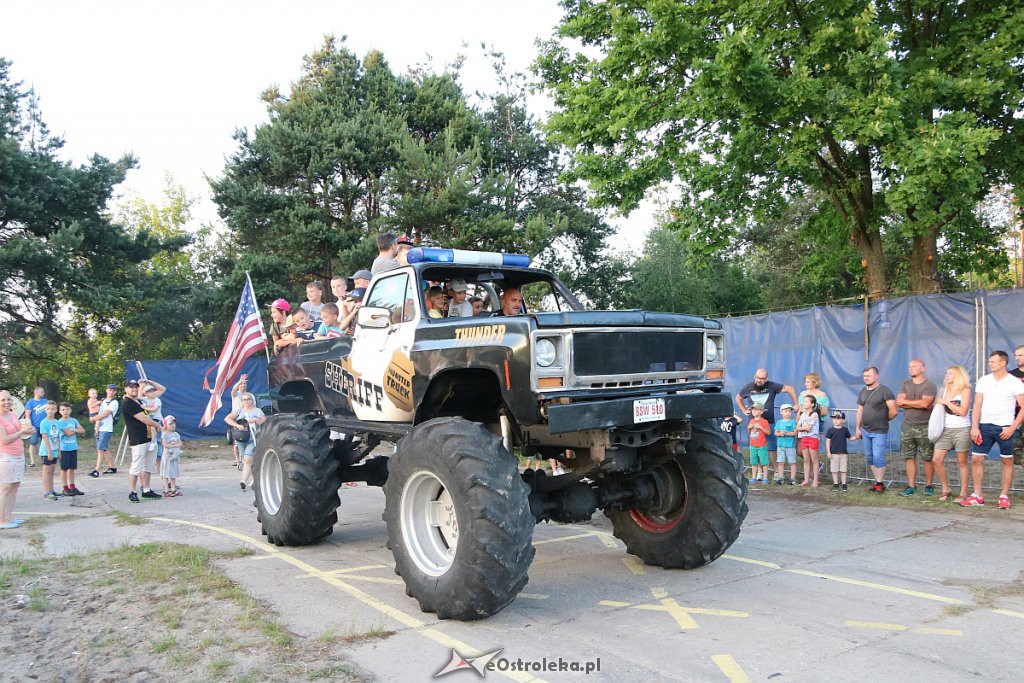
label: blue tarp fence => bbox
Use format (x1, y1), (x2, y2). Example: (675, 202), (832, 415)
(720, 287), (1023, 459)
(124, 357), (268, 441)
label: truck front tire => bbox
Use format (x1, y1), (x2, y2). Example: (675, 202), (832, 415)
(383, 417), (535, 620)
(606, 418), (748, 568)
(253, 414), (341, 546)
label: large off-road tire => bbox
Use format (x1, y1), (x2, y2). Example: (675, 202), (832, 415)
(383, 417), (535, 620)
(253, 414), (341, 546)
(606, 418), (748, 568)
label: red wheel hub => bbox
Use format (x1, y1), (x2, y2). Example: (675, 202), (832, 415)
(629, 508), (684, 533)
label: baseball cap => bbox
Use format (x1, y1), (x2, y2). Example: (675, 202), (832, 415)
(348, 287), (366, 301)
(449, 278), (468, 292)
(163, 415), (176, 426)
(751, 402), (765, 411)
(396, 234), (413, 246)
(351, 269), (372, 281)
(271, 298), (291, 313)
(106, 384), (118, 390)
(831, 410), (846, 419)
(779, 403), (794, 411)
(125, 380), (140, 388)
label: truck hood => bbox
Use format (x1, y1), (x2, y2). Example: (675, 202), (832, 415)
(532, 310), (720, 330)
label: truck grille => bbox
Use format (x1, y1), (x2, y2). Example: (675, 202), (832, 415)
(572, 331), (704, 377)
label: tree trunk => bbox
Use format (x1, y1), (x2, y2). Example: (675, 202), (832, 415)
(850, 229), (888, 298)
(908, 227), (940, 294)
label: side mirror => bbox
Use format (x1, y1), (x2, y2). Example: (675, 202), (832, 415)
(357, 306), (392, 330)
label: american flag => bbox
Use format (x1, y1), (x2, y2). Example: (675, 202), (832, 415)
(199, 277), (268, 427)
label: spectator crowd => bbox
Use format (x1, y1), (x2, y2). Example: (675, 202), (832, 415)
(730, 347), (1024, 509)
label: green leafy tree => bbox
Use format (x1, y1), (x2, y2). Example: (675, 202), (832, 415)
(0, 58), (181, 390)
(537, 1), (1024, 297)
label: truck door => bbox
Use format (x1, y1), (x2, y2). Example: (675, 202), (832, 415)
(344, 271), (419, 421)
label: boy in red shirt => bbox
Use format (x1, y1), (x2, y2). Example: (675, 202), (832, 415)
(747, 403), (771, 484)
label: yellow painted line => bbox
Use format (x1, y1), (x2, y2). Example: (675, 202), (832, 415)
(711, 655), (750, 683)
(532, 532), (601, 546)
(786, 568), (966, 605)
(991, 609), (1024, 620)
(330, 564), (391, 573)
(150, 517), (546, 683)
(599, 600), (632, 608)
(246, 554), (279, 561)
(596, 533), (619, 549)
(623, 557), (646, 575)
(844, 621), (961, 636)
(722, 554), (781, 570)
(296, 572), (404, 586)
(12, 511), (92, 517)
(517, 593), (549, 600)
(845, 620), (907, 631)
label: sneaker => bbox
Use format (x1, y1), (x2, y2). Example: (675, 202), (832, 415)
(61, 488), (72, 497)
(89, 470), (100, 478)
(900, 486), (916, 497)
(959, 494), (984, 507)
(140, 489), (162, 500)
(70, 488), (84, 496)
(841, 484), (849, 492)
(44, 491), (59, 501)
(831, 484), (840, 491)
(239, 482), (246, 492)
(786, 478), (795, 485)
(128, 491), (140, 504)
(923, 485), (935, 496)
(103, 467), (117, 475)
(998, 495), (1011, 510)
(773, 478), (783, 486)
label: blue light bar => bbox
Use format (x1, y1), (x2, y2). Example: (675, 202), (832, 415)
(407, 247), (531, 268)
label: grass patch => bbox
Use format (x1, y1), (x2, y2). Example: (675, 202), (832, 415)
(111, 510), (147, 526)
(27, 533), (46, 549)
(151, 634), (177, 653)
(340, 623), (395, 644)
(28, 583), (48, 611)
(209, 656), (233, 677)
(310, 664), (357, 680)
(261, 619), (294, 648)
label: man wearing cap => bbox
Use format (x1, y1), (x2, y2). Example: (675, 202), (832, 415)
(121, 380), (162, 502)
(89, 384), (120, 477)
(351, 269), (372, 292)
(735, 369), (799, 468)
(371, 232), (399, 273)
(269, 299), (292, 353)
(447, 279), (473, 317)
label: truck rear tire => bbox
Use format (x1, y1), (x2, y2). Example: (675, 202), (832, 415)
(606, 418), (747, 568)
(383, 417), (535, 620)
(253, 414), (341, 546)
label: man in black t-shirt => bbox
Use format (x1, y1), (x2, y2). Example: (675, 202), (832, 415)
(121, 380), (162, 503)
(735, 368), (798, 464)
(1013, 346), (1024, 465)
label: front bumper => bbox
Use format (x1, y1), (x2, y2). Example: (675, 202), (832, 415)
(546, 391), (732, 435)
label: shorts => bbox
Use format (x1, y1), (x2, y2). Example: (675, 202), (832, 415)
(861, 429), (888, 469)
(59, 450), (78, 471)
(28, 430), (40, 446)
(829, 452), (849, 473)
(0, 454), (25, 484)
(96, 431), (112, 451)
(933, 426), (971, 454)
(776, 446), (797, 464)
(765, 432), (778, 452)
(128, 442), (158, 476)
(40, 455), (57, 467)
(973, 423), (1015, 459)
(241, 441), (256, 460)
(748, 445), (769, 466)
(799, 437), (819, 451)
(160, 450), (180, 479)
(900, 423), (932, 461)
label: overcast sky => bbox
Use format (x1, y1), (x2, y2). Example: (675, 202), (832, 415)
(1, 0), (652, 252)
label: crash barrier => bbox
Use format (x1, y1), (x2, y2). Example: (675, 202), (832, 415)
(123, 357), (269, 440)
(721, 287), (1024, 492)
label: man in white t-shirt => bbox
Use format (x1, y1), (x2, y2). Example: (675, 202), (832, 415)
(89, 384), (120, 477)
(964, 351), (1024, 509)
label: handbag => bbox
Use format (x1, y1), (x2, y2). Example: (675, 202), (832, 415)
(927, 390), (946, 442)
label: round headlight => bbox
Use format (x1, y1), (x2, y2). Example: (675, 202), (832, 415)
(705, 337), (720, 362)
(535, 338), (557, 367)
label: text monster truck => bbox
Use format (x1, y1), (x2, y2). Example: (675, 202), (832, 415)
(254, 247), (747, 620)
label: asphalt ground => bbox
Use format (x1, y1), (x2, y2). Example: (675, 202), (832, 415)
(3, 456), (1023, 682)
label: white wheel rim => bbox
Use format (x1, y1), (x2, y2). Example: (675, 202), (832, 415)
(260, 447), (284, 516)
(400, 470), (459, 577)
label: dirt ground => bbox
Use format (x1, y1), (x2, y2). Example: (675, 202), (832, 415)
(0, 540), (368, 682)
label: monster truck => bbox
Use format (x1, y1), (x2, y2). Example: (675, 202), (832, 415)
(253, 248), (747, 620)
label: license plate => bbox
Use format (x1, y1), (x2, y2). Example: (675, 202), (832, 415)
(633, 398), (666, 424)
